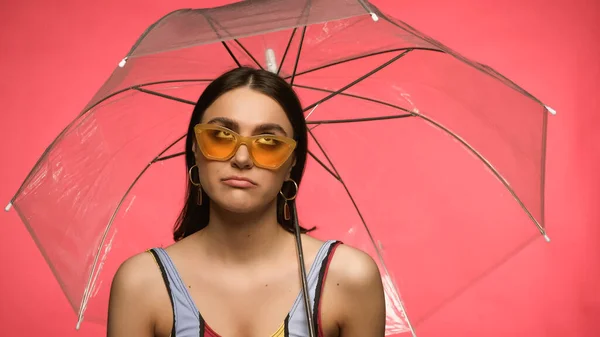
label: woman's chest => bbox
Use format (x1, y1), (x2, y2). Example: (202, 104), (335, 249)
(155, 267), (341, 337)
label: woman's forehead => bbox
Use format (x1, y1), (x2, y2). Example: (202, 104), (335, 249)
(202, 87), (294, 133)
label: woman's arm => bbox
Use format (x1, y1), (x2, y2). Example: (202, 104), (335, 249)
(107, 253), (156, 337)
(330, 246), (386, 337)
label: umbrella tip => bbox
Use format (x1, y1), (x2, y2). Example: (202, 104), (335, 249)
(544, 105), (557, 115)
(265, 48), (278, 73)
(4, 202), (11, 212)
(543, 234), (551, 243)
(118, 57), (128, 68)
(370, 13), (379, 21)
(76, 311), (86, 330)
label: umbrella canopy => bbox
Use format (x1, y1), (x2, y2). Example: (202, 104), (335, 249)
(5, 0), (552, 335)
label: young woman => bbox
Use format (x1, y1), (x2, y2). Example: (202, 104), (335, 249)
(107, 67), (386, 337)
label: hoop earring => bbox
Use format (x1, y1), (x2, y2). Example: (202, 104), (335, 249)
(279, 179), (298, 221)
(188, 165), (203, 205)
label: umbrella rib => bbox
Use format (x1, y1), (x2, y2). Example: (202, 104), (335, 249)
(283, 47), (439, 81)
(294, 84), (414, 114)
(277, 28), (297, 76)
(133, 87), (196, 105)
(77, 133), (187, 325)
(233, 39), (264, 70)
(293, 84), (415, 123)
(123, 9), (188, 59)
(221, 41), (242, 68)
(307, 150), (340, 181)
(155, 151), (185, 162)
(307, 114), (413, 125)
(539, 109), (549, 233)
(137, 79), (215, 86)
(302, 50), (412, 112)
(290, 26), (307, 86)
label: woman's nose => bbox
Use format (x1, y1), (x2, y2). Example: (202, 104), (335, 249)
(231, 144), (253, 169)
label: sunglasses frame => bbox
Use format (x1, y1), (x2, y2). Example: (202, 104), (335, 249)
(193, 123), (297, 170)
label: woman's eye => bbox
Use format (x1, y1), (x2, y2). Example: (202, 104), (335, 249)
(257, 137), (277, 145)
(215, 131), (234, 139)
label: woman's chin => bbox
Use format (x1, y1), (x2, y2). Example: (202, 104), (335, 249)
(214, 196), (267, 215)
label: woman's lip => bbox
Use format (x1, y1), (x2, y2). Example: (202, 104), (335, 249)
(221, 177), (257, 188)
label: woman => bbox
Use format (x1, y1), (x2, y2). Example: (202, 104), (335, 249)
(107, 67), (386, 337)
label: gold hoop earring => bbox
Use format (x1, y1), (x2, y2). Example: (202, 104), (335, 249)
(188, 165), (203, 205)
(188, 165), (200, 186)
(279, 179), (298, 221)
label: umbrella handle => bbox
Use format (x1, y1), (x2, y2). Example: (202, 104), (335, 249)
(290, 200), (316, 337)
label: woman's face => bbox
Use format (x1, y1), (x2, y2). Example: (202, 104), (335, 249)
(194, 87), (296, 214)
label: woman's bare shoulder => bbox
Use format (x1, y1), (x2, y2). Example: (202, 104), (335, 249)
(108, 250), (170, 336)
(114, 250), (162, 285)
(324, 243), (386, 334)
(110, 250), (166, 305)
(327, 244), (382, 289)
(302, 235), (382, 287)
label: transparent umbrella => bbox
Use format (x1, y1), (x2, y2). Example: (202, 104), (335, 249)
(5, 0), (553, 335)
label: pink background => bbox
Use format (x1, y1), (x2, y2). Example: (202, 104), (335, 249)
(1, 0), (598, 336)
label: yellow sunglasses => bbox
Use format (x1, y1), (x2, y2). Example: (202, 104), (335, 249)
(193, 123), (297, 170)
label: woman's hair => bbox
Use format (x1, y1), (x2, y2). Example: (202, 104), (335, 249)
(173, 67), (312, 241)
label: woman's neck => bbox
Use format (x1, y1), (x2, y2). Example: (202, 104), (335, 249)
(197, 201), (291, 265)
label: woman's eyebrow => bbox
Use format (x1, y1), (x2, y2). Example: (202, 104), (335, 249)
(206, 118), (288, 136)
(254, 123), (288, 136)
(206, 117), (238, 131)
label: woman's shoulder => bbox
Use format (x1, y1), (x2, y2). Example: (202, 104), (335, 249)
(110, 249), (166, 301)
(108, 249), (177, 335)
(322, 241), (386, 333)
(302, 235), (382, 289)
(326, 241), (383, 291)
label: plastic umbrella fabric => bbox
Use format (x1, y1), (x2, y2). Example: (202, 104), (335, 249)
(5, 0), (553, 335)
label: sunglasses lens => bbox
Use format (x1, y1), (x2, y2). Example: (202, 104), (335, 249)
(197, 128), (237, 160)
(251, 136), (294, 169)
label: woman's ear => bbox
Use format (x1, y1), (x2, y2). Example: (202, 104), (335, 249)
(286, 156), (296, 180)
